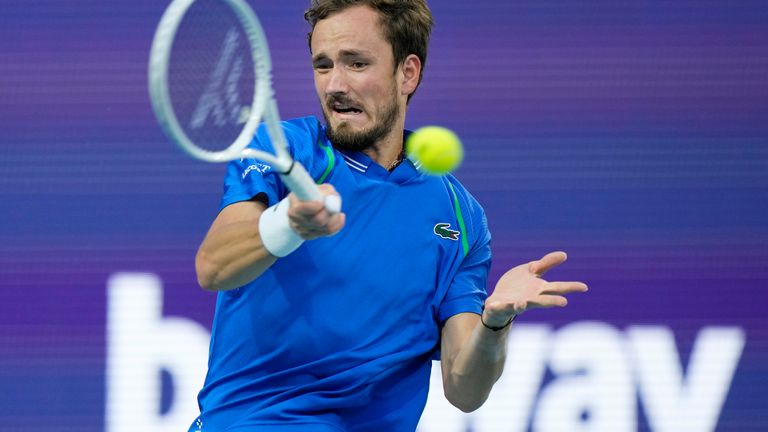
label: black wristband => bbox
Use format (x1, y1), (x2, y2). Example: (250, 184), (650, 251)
(480, 305), (516, 331)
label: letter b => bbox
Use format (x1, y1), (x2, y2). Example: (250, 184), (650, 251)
(105, 273), (210, 432)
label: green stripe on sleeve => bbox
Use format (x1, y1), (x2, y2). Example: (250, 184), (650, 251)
(448, 182), (470, 257)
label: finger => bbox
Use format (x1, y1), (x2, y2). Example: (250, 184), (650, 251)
(541, 281), (588, 295)
(317, 183), (339, 195)
(298, 204), (345, 229)
(317, 184), (342, 213)
(293, 226), (327, 239)
(292, 217), (329, 234)
(293, 213), (346, 238)
(529, 295), (568, 309)
(290, 199), (326, 218)
(289, 184), (342, 216)
(528, 251), (567, 276)
(305, 210), (334, 228)
(326, 213), (346, 234)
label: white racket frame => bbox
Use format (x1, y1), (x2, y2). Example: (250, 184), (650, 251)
(149, 0), (337, 209)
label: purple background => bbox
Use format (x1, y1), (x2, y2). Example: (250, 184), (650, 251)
(1, 0), (766, 430)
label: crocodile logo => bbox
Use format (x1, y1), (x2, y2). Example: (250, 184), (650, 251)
(434, 223), (460, 241)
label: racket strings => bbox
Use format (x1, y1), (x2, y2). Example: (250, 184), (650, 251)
(167, 0), (257, 152)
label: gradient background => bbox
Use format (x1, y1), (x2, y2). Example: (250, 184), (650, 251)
(1, 0), (766, 431)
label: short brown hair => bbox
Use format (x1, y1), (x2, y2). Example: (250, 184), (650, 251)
(305, 0), (434, 99)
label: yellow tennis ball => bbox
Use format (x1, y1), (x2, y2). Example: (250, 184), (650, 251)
(406, 126), (464, 175)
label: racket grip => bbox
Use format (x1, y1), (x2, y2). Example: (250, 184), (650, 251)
(280, 162), (341, 214)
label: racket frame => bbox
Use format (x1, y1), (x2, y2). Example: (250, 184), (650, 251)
(149, 0), (332, 206)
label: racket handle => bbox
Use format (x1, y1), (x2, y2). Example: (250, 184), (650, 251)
(280, 162), (341, 214)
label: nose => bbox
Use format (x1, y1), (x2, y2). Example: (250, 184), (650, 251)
(325, 67), (349, 95)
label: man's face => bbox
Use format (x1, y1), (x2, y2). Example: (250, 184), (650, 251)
(310, 6), (403, 152)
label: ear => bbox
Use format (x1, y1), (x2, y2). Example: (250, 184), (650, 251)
(399, 54), (422, 97)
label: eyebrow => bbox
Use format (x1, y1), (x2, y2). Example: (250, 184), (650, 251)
(311, 53), (329, 65)
(312, 49), (373, 64)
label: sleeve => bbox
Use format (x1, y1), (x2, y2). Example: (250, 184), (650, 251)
(218, 117), (323, 211)
(436, 186), (492, 324)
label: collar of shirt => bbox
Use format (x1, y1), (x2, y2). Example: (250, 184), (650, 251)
(328, 130), (422, 184)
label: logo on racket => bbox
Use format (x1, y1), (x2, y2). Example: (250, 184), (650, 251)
(190, 28), (249, 129)
(434, 223), (460, 241)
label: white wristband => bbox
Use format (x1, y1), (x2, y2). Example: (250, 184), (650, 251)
(258, 197), (304, 257)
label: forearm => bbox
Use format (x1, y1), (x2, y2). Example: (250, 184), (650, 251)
(196, 219), (277, 291)
(443, 320), (510, 412)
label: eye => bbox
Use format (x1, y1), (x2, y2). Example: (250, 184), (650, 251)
(350, 61), (368, 70)
(313, 60), (332, 72)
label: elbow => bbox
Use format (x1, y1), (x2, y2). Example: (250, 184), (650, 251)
(445, 390), (488, 413)
(449, 398), (486, 414)
(197, 249), (245, 292)
(195, 250), (221, 291)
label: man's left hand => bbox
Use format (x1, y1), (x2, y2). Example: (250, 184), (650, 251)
(482, 251), (588, 328)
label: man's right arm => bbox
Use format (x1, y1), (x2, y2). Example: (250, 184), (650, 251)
(196, 200), (276, 292)
(195, 184), (345, 292)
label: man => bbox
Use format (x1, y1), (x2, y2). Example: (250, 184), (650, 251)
(190, 1), (587, 431)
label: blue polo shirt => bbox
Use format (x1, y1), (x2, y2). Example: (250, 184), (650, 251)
(193, 116), (491, 432)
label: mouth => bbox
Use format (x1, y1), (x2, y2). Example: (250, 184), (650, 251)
(329, 100), (363, 117)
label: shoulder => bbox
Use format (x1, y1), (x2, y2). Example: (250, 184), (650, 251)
(282, 116), (323, 143)
(249, 115), (331, 170)
(440, 175), (490, 245)
(262, 116), (337, 184)
(441, 175), (485, 217)
(252, 116), (323, 153)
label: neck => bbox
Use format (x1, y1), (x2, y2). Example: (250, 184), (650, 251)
(363, 118), (406, 170)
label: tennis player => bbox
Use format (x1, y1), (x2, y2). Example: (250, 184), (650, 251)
(190, 1), (587, 431)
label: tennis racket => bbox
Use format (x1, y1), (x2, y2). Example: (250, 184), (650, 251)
(148, 0), (340, 212)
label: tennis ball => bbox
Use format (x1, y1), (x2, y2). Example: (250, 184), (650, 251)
(406, 126), (464, 175)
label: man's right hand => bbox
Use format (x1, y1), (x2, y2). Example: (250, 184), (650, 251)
(287, 183), (346, 240)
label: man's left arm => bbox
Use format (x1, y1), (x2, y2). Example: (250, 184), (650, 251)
(440, 251), (588, 412)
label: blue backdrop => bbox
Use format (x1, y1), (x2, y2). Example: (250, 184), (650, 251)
(1, 1), (766, 431)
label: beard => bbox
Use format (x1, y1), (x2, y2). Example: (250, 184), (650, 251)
(322, 93), (400, 153)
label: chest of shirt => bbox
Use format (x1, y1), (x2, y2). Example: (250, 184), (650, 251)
(324, 167), (461, 271)
(270, 166), (465, 314)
